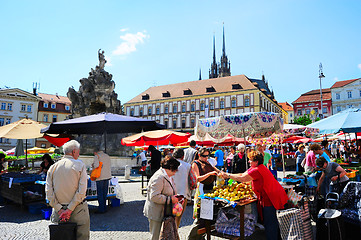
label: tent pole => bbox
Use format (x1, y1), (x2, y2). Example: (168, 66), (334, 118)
(104, 132), (107, 153)
(242, 129), (248, 169)
(280, 136), (286, 178)
(25, 139), (28, 169)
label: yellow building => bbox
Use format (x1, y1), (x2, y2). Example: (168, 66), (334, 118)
(124, 74), (282, 132)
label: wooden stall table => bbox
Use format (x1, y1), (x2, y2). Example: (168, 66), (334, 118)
(198, 198), (257, 240)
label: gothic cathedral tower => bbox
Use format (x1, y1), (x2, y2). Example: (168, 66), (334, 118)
(209, 35), (218, 78)
(218, 24), (231, 77)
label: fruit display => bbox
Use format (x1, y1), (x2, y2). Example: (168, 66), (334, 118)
(204, 182), (255, 201)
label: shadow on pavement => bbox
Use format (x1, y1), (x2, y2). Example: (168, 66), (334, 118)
(0, 203), (43, 223)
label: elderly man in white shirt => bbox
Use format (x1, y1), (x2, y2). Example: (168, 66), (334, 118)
(172, 148), (191, 228)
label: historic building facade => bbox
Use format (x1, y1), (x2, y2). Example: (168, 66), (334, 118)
(36, 93), (71, 148)
(124, 74), (282, 132)
(279, 102), (294, 123)
(0, 88), (41, 150)
(292, 89), (332, 119)
(330, 78), (361, 114)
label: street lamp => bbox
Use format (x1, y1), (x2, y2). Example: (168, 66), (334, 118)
(319, 63), (325, 119)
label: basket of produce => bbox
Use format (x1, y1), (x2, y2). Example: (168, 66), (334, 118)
(203, 181), (255, 202)
(345, 169), (358, 179)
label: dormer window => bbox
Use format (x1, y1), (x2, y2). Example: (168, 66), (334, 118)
(206, 86), (216, 93)
(183, 89), (192, 95)
(162, 91), (170, 98)
(142, 94), (150, 100)
(232, 84), (242, 90)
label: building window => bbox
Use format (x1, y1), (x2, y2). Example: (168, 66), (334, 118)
(164, 106), (169, 114)
(173, 120), (177, 129)
(41, 143), (46, 148)
(142, 94), (150, 100)
(51, 103), (56, 109)
(290, 113), (293, 117)
(44, 103), (48, 108)
(210, 101), (214, 110)
(182, 105), (186, 113)
(52, 115), (57, 122)
(65, 105), (70, 111)
(130, 109), (134, 116)
(220, 100), (225, 109)
(231, 99), (236, 108)
(323, 107), (327, 113)
(182, 119), (186, 128)
(1, 103), (6, 110)
(173, 105), (177, 113)
(164, 120), (168, 129)
(148, 107), (152, 115)
(191, 119), (195, 128)
(162, 91), (170, 98)
(306, 109), (310, 115)
(43, 114), (48, 122)
(336, 106), (341, 112)
(21, 104), (26, 111)
(0, 118), (4, 126)
(347, 91), (352, 99)
(336, 93), (340, 100)
(297, 109), (302, 116)
(200, 102), (205, 110)
(191, 103), (195, 112)
(156, 107), (160, 115)
(139, 108), (143, 116)
(244, 98), (249, 107)
(27, 105), (32, 112)
(7, 103), (12, 111)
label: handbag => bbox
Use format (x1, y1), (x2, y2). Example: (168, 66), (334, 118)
(90, 162), (103, 181)
(49, 222), (77, 240)
(188, 168), (197, 190)
(277, 208), (304, 240)
(159, 196), (179, 240)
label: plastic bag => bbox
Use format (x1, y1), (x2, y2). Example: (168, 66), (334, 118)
(90, 162), (102, 181)
(111, 177), (124, 204)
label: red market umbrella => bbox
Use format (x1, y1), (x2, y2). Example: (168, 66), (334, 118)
(121, 130), (191, 146)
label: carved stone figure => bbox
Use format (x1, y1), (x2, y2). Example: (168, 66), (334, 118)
(98, 49), (107, 70)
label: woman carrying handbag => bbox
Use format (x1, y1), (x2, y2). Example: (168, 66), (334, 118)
(143, 155), (180, 240)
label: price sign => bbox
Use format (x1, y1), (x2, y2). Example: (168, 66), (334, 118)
(200, 198), (214, 220)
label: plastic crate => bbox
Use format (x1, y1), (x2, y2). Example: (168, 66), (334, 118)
(42, 208), (52, 220)
(111, 198), (120, 207)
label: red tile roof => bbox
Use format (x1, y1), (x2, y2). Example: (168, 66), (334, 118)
(38, 93), (71, 105)
(331, 78), (359, 88)
(279, 102), (293, 111)
(292, 88), (331, 104)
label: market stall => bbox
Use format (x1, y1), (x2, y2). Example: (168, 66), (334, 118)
(194, 112), (284, 239)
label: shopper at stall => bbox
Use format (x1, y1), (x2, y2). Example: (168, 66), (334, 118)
(143, 155), (180, 240)
(188, 147), (219, 240)
(184, 140), (198, 164)
(316, 156), (349, 194)
(45, 140), (90, 240)
(294, 145), (305, 173)
(148, 145), (161, 176)
(0, 153), (7, 175)
(256, 143), (272, 169)
(138, 149), (147, 166)
(232, 143), (247, 173)
(214, 144), (224, 170)
(92, 147), (112, 214)
(219, 150), (288, 240)
(38, 153), (54, 175)
(311, 143), (331, 162)
(172, 148), (191, 228)
(224, 146), (236, 173)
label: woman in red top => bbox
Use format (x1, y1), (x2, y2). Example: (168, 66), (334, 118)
(219, 150), (288, 240)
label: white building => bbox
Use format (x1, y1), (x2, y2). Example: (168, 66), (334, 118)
(331, 78), (361, 114)
(0, 88), (41, 150)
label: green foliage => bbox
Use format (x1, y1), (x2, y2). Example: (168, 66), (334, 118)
(293, 115), (312, 126)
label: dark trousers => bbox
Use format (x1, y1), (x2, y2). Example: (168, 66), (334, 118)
(96, 179), (109, 212)
(263, 206), (281, 240)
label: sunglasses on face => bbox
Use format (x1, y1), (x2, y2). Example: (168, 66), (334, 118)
(200, 154), (209, 157)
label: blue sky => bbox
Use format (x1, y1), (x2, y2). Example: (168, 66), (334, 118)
(1, 0), (361, 105)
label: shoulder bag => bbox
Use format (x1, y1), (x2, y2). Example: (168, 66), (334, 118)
(159, 196), (179, 240)
(90, 161), (103, 181)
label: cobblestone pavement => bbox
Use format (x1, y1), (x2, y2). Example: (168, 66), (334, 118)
(0, 181), (266, 240)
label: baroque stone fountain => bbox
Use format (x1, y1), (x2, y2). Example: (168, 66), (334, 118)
(67, 49), (130, 156)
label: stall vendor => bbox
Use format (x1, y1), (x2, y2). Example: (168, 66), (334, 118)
(316, 157), (349, 194)
(38, 153), (54, 175)
(219, 150), (288, 240)
(0, 153), (7, 175)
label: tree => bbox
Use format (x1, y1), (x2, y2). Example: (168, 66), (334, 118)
(293, 115), (312, 126)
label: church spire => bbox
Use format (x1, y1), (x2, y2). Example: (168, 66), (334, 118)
(219, 23), (231, 78)
(199, 68), (202, 80)
(209, 34), (218, 79)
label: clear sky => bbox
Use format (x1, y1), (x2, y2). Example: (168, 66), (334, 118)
(1, 0), (361, 106)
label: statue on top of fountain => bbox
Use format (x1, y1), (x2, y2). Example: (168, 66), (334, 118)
(67, 49), (121, 118)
